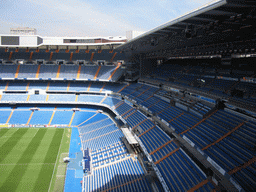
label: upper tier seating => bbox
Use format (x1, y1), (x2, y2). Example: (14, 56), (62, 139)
(0, 48), (125, 63)
(96, 66), (116, 80)
(38, 65), (59, 78)
(147, 63), (256, 110)
(17, 64), (38, 78)
(0, 65), (16, 78)
(79, 66), (98, 80)
(58, 65), (79, 79)
(111, 67), (124, 81)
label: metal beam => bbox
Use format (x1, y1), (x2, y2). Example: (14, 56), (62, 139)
(116, 0), (227, 50)
(158, 29), (175, 33)
(187, 16), (216, 22)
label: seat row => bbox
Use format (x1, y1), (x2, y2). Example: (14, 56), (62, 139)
(0, 81), (126, 92)
(0, 65), (124, 81)
(91, 143), (130, 168)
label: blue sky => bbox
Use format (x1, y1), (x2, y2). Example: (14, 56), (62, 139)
(0, 0), (213, 37)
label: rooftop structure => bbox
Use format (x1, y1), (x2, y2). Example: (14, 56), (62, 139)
(0, 35), (127, 50)
(10, 27), (37, 35)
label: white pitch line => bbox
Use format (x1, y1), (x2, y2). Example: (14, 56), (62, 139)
(0, 136), (13, 138)
(32, 128), (39, 137)
(48, 129), (65, 192)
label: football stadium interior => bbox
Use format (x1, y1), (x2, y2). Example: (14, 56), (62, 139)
(0, 0), (256, 192)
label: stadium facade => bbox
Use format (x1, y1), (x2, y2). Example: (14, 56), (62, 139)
(0, 0), (256, 192)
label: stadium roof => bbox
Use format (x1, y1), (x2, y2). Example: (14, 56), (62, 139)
(116, 0), (256, 58)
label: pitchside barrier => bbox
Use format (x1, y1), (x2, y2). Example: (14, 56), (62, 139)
(0, 124), (9, 128)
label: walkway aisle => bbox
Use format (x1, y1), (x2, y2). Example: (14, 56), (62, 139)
(64, 128), (83, 192)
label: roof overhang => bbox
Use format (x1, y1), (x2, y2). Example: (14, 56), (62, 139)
(116, 0), (256, 59)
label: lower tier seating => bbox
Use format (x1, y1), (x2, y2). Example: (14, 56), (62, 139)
(83, 158), (150, 192)
(78, 114), (124, 150)
(91, 142), (130, 168)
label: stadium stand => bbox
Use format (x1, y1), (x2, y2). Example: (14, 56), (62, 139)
(17, 64), (38, 78)
(1, 94), (28, 102)
(1, 1), (256, 191)
(28, 81), (48, 90)
(29, 110), (53, 125)
(78, 66), (99, 80)
(0, 64), (16, 78)
(48, 81), (69, 91)
(156, 149), (209, 192)
(83, 158), (150, 192)
(7, 81), (28, 90)
(8, 110), (32, 124)
(38, 64), (59, 78)
(0, 110), (12, 124)
(48, 94), (76, 102)
(0, 73), (255, 192)
(69, 81), (91, 91)
(58, 65), (79, 79)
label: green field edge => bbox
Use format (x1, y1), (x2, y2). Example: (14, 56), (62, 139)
(49, 128), (72, 192)
(0, 127), (71, 192)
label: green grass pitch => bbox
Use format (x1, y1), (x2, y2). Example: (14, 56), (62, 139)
(0, 127), (71, 192)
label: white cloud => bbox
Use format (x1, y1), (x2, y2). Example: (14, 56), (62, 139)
(25, 0), (143, 36)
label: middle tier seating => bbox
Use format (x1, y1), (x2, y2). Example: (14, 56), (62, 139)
(0, 64), (124, 81)
(0, 80), (126, 93)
